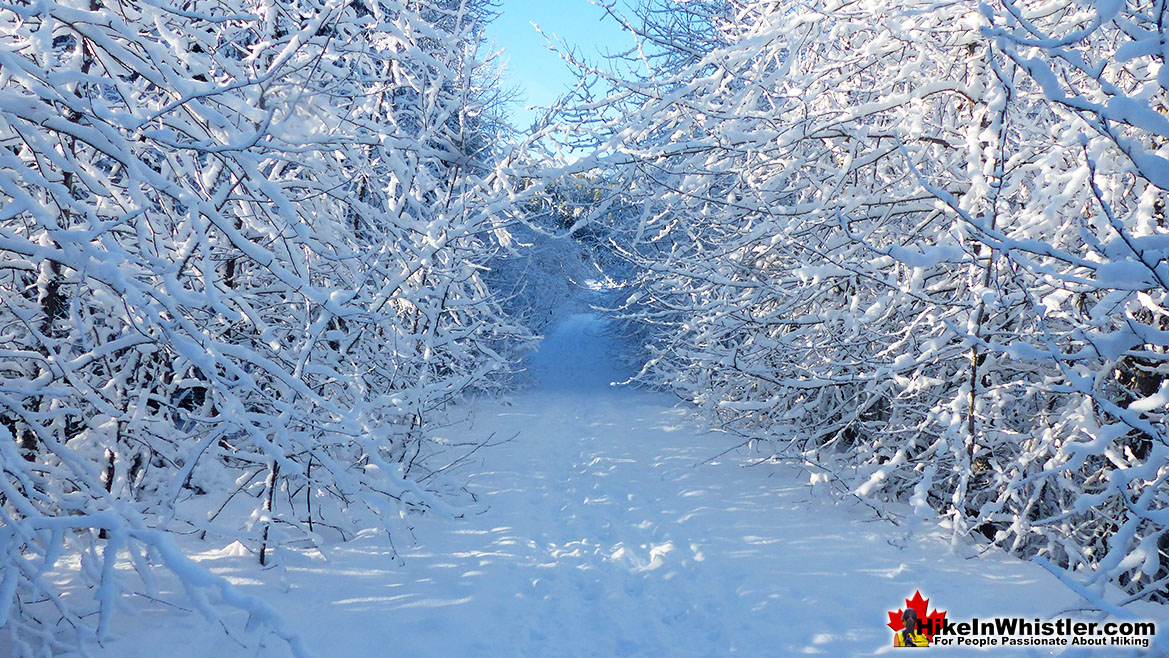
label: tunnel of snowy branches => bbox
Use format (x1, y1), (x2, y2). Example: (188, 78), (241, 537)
(1, 0), (1167, 656)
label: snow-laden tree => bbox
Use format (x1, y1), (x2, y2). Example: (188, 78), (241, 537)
(0, 0), (528, 654)
(482, 174), (612, 332)
(967, 0), (1169, 606)
(554, 0), (1169, 606)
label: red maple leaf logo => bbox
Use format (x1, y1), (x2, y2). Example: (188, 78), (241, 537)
(887, 590), (947, 641)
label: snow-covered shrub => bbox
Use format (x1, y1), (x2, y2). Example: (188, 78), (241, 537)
(972, 0), (1169, 605)
(0, 0), (529, 654)
(556, 0), (1169, 605)
(483, 175), (604, 332)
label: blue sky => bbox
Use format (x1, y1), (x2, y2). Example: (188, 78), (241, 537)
(484, 0), (638, 130)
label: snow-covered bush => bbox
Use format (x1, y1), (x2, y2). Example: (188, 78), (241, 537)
(0, 0), (529, 654)
(973, 0), (1169, 605)
(483, 175), (604, 332)
(556, 0), (1169, 605)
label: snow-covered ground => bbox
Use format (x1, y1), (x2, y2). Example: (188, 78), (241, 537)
(79, 314), (1167, 657)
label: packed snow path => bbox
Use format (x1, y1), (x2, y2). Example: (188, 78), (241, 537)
(92, 314), (1162, 657)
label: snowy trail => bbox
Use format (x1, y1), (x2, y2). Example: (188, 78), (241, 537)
(91, 314), (1162, 657)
